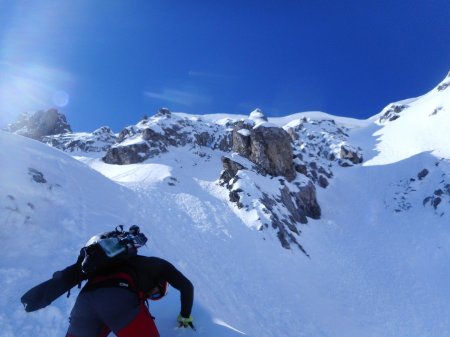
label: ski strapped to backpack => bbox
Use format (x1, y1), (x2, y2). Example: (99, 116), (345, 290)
(21, 225), (148, 312)
(80, 225), (148, 277)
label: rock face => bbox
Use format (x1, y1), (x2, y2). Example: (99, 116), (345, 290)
(103, 142), (152, 164)
(249, 126), (296, 181)
(8, 109), (72, 140)
(232, 109), (296, 181)
(220, 156), (247, 187)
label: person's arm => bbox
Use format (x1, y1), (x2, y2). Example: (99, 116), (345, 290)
(161, 261), (194, 318)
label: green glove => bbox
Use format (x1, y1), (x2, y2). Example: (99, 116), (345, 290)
(177, 314), (194, 328)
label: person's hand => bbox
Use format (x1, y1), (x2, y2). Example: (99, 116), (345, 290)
(177, 314), (195, 329)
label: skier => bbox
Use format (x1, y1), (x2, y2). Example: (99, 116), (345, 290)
(21, 226), (194, 337)
(65, 254), (194, 337)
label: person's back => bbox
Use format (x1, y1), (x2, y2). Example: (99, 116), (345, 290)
(66, 255), (194, 337)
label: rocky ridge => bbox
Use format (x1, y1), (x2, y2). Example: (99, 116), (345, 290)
(103, 108), (231, 164)
(43, 126), (117, 154)
(5, 107), (365, 252)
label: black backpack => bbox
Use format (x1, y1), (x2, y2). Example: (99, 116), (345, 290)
(21, 225), (148, 312)
(80, 225), (148, 277)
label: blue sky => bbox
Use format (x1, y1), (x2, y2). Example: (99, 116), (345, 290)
(0, 0), (449, 132)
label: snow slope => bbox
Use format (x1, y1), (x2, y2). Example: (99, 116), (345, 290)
(0, 131), (317, 337)
(2, 72), (450, 337)
(365, 72), (450, 165)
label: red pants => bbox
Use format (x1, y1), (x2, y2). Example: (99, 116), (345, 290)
(66, 288), (159, 337)
(116, 302), (159, 337)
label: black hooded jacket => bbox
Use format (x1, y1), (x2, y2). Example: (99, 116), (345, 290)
(82, 255), (194, 318)
(21, 255), (194, 318)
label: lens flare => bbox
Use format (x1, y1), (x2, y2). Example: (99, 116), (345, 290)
(52, 90), (70, 108)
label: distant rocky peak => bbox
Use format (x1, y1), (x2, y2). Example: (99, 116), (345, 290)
(154, 107), (172, 118)
(90, 126), (117, 143)
(8, 109), (72, 140)
(92, 126), (114, 136)
(249, 108), (268, 123)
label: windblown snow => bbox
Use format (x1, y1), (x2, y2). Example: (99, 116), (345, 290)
(1, 72), (450, 337)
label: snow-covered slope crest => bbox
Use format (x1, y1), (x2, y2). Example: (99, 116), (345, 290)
(366, 71), (450, 165)
(0, 131), (143, 337)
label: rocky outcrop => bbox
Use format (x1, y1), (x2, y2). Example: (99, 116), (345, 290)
(28, 168), (47, 184)
(232, 121), (252, 158)
(103, 108), (232, 164)
(388, 160), (450, 215)
(43, 126), (117, 153)
(262, 180), (321, 253)
(220, 156), (247, 186)
(8, 109), (72, 140)
(103, 142), (154, 165)
(437, 82), (450, 91)
(379, 104), (408, 123)
(417, 168), (429, 180)
(421, 162), (450, 214)
(232, 109), (296, 181)
(293, 181), (321, 220)
(339, 144), (363, 166)
(286, 118), (362, 187)
(437, 72), (450, 91)
(220, 155), (320, 253)
(249, 126), (296, 181)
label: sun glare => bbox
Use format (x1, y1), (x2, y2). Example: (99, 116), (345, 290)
(0, 2), (77, 127)
(0, 62), (72, 125)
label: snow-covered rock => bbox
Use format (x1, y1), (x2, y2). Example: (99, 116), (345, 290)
(219, 153), (319, 251)
(286, 118), (362, 187)
(43, 126), (117, 154)
(103, 108), (232, 164)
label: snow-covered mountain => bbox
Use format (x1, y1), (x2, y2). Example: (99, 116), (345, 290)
(1, 71), (450, 337)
